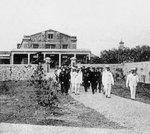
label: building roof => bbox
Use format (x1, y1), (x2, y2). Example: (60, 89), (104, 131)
(0, 51), (10, 57)
(11, 48), (91, 53)
(26, 29), (76, 38)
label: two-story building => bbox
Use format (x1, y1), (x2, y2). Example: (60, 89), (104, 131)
(0, 29), (91, 68)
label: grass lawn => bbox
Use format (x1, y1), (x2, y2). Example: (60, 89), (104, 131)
(0, 80), (124, 129)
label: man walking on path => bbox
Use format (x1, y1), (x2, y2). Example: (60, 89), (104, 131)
(90, 67), (98, 94)
(74, 68), (82, 95)
(70, 68), (77, 93)
(82, 68), (90, 92)
(59, 67), (70, 95)
(102, 66), (114, 98)
(97, 67), (102, 93)
(126, 68), (139, 100)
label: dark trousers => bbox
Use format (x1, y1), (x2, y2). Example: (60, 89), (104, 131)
(91, 82), (97, 94)
(65, 82), (70, 94)
(83, 81), (90, 92)
(61, 83), (65, 93)
(98, 82), (102, 92)
(61, 82), (70, 94)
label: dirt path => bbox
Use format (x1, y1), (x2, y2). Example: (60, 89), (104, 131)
(0, 123), (135, 134)
(71, 91), (150, 133)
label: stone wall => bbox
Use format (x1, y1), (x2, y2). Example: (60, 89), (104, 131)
(123, 61), (150, 83)
(0, 64), (37, 81)
(1, 61), (150, 83)
(81, 61), (150, 83)
(80, 63), (123, 74)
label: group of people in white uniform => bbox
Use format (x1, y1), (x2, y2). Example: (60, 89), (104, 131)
(102, 66), (139, 100)
(69, 66), (114, 97)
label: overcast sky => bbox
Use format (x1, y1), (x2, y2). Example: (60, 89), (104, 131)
(0, 0), (150, 56)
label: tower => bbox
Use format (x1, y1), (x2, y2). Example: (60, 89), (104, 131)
(118, 39), (125, 50)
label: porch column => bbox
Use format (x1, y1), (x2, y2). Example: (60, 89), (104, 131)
(11, 53), (14, 64)
(74, 53), (76, 58)
(86, 54), (88, 63)
(88, 53), (91, 60)
(59, 54), (61, 67)
(43, 53), (46, 59)
(28, 54), (30, 64)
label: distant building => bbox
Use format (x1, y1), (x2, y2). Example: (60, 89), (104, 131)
(0, 29), (91, 68)
(19, 29), (77, 49)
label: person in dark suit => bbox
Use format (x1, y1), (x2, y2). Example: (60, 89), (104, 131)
(65, 67), (71, 95)
(59, 67), (70, 95)
(86, 67), (91, 89)
(90, 67), (98, 94)
(82, 68), (90, 92)
(97, 67), (102, 93)
(59, 68), (66, 94)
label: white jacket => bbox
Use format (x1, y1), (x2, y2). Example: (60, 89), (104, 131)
(126, 73), (139, 87)
(102, 70), (114, 86)
(56, 69), (61, 76)
(70, 71), (77, 84)
(75, 71), (83, 84)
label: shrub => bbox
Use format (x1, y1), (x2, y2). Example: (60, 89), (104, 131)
(0, 81), (9, 95)
(29, 63), (59, 107)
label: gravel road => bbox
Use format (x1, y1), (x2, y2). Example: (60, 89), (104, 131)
(71, 91), (150, 134)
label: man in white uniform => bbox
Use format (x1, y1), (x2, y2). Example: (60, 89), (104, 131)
(70, 68), (77, 93)
(74, 68), (82, 95)
(126, 68), (139, 100)
(102, 66), (114, 98)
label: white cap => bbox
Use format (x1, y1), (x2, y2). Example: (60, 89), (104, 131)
(105, 65), (109, 68)
(131, 67), (137, 71)
(70, 57), (76, 60)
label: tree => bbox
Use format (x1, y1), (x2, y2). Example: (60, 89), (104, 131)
(99, 45), (150, 64)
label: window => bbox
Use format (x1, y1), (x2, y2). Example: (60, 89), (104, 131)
(62, 44), (68, 49)
(13, 54), (28, 64)
(0, 59), (10, 64)
(33, 44), (39, 49)
(45, 44), (55, 49)
(30, 53), (44, 64)
(45, 44), (51, 49)
(48, 34), (54, 39)
(72, 44), (76, 49)
(51, 44), (55, 49)
(45, 54), (59, 68)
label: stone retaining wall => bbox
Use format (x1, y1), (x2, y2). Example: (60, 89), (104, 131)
(1, 61), (150, 83)
(81, 64), (123, 72)
(81, 61), (150, 83)
(0, 65), (37, 81)
(123, 62), (150, 83)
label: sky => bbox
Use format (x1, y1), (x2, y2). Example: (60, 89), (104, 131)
(0, 0), (150, 56)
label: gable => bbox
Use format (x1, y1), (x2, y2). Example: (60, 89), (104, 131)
(28, 29), (73, 42)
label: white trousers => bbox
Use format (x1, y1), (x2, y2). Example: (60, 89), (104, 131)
(104, 84), (111, 97)
(75, 83), (80, 94)
(129, 85), (137, 99)
(71, 82), (75, 93)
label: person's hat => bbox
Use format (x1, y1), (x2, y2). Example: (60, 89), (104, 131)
(131, 67), (136, 71)
(70, 57), (76, 60)
(105, 65), (109, 68)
